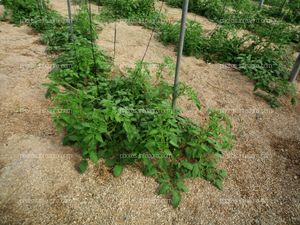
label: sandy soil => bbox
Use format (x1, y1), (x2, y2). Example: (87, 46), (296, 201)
(0, 1), (299, 225)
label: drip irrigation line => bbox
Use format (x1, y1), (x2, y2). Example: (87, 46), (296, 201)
(141, 0), (165, 63)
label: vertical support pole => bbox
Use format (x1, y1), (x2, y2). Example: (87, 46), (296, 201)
(172, 0), (189, 109)
(289, 54), (300, 83)
(259, 0), (265, 9)
(67, 0), (74, 40)
(87, 0), (97, 73)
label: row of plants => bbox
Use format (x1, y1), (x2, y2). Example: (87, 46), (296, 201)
(165, 0), (299, 46)
(262, 0), (300, 24)
(1, 0), (234, 208)
(94, 0), (296, 107)
(157, 22), (296, 107)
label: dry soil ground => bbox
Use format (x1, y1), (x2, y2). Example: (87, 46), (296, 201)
(0, 2), (299, 225)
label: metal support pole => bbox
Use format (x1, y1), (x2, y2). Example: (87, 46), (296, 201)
(88, 1), (97, 73)
(289, 54), (300, 82)
(259, 0), (264, 9)
(172, 0), (189, 109)
(67, 0), (74, 40)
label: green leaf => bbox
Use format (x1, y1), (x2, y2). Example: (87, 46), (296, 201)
(176, 181), (188, 192)
(214, 179), (223, 190)
(99, 123), (108, 133)
(105, 159), (116, 167)
(171, 191), (181, 208)
(158, 182), (171, 194)
(95, 134), (103, 143)
(144, 166), (157, 177)
(218, 169), (227, 178)
(181, 160), (193, 170)
(145, 140), (156, 151)
(79, 159), (88, 173)
(90, 151), (98, 164)
(170, 139), (179, 148)
(158, 158), (168, 171)
(113, 165), (123, 177)
(192, 165), (200, 177)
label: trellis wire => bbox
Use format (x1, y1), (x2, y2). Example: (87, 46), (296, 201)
(141, 0), (165, 63)
(172, 0), (189, 109)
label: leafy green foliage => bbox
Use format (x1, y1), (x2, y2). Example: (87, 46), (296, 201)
(97, 0), (164, 30)
(167, 0), (225, 21)
(3, 0), (99, 52)
(1, 0), (48, 24)
(48, 37), (111, 88)
(113, 165), (124, 177)
(156, 18), (295, 106)
(50, 58), (234, 208)
(3, 0), (235, 208)
(158, 20), (204, 57)
(96, 0), (296, 107)
(73, 5), (98, 42)
(236, 39), (296, 107)
(165, 0), (299, 45)
(202, 27), (243, 63)
(102, 0), (156, 18)
(79, 159), (88, 173)
(263, 0), (300, 24)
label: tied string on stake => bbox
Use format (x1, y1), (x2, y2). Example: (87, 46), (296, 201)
(113, 16), (117, 63)
(112, 0), (118, 64)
